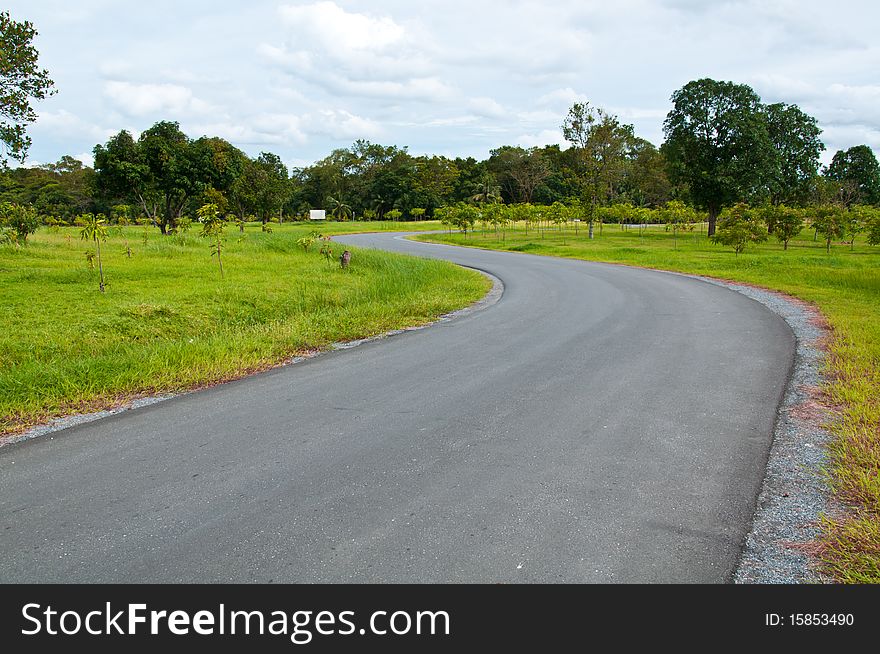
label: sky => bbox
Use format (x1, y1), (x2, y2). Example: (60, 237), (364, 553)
(8, 0), (880, 170)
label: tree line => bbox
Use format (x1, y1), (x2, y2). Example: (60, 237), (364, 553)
(2, 78), (879, 240)
(432, 199), (880, 252)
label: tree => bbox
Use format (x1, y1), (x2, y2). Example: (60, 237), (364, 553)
(327, 195), (353, 221)
(811, 205), (847, 253)
(487, 146), (550, 203)
(192, 136), (246, 214)
(866, 208), (880, 246)
(662, 79), (775, 236)
(562, 102), (635, 238)
(80, 213), (108, 292)
(254, 152), (290, 221)
(469, 175), (501, 205)
(413, 157), (458, 210)
(198, 203), (225, 278)
(761, 204), (803, 250)
(764, 103), (825, 206)
(0, 201), (38, 243)
(661, 200), (697, 249)
(0, 11), (56, 166)
(441, 203), (478, 234)
(711, 203), (767, 255)
(825, 145), (880, 206)
(620, 138), (672, 208)
(138, 121), (198, 234)
(846, 205), (872, 249)
(38, 156), (96, 217)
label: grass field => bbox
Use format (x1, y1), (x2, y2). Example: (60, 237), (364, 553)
(0, 220), (488, 436)
(416, 222), (880, 583)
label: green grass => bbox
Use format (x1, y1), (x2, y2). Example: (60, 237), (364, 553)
(0, 220), (489, 434)
(416, 222), (880, 583)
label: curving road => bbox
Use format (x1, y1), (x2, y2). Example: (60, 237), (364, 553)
(0, 233), (794, 583)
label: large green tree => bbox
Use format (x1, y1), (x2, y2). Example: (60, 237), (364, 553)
(825, 145), (880, 206)
(763, 102), (825, 206)
(0, 11), (55, 166)
(662, 78), (775, 235)
(411, 155), (458, 215)
(230, 152), (289, 222)
(138, 121), (199, 233)
(192, 136), (247, 212)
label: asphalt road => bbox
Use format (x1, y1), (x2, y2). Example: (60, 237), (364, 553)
(0, 233), (794, 583)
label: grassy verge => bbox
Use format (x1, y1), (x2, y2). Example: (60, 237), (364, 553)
(415, 223), (880, 583)
(0, 221), (489, 435)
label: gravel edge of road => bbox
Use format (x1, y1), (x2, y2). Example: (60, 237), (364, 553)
(682, 274), (832, 584)
(0, 269), (503, 449)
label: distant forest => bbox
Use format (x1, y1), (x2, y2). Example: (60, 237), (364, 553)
(2, 79), (878, 234)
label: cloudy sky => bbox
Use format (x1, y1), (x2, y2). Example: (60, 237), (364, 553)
(9, 0), (880, 169)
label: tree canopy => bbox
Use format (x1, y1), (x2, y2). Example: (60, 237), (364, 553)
(0, 11), (56, 166)
(562, 102), (636, 217)
(764, 102), (824, 206)
(825, 145), (880, 206)
(662, 78), (775, 235)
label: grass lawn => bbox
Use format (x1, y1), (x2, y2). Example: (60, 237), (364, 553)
(415, 222), (880, 583)
(0, 220), (488, 435)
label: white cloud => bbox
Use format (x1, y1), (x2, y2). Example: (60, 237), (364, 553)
(36, 110), (114, 142)
(468, 97), (507, 119)
(263, 1), (440, 99)
(189, 109), (381, 148)
(516, 129), (566, 149)
(103, 81), (213, 118)
(74, 151), (95, 168)
(425, 116), (479, 127)
(537, 88), (589, 108)
(279, 1), (405, 52)
(302, 110), (383, 140)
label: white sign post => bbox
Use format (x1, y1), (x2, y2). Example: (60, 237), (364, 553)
(309, 210), (326, 221)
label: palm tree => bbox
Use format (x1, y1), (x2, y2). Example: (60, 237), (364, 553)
(326, 196), (353, 221)
(469, 176), (502, 205)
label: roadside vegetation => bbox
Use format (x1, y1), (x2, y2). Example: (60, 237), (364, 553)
(416, 216), (880, 584)
(0, 221), (488, 436)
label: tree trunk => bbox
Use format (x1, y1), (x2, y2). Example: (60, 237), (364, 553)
(96, 238), (105, 293)
(588, 221), (594, 239)
(708, 206), (719, 237)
